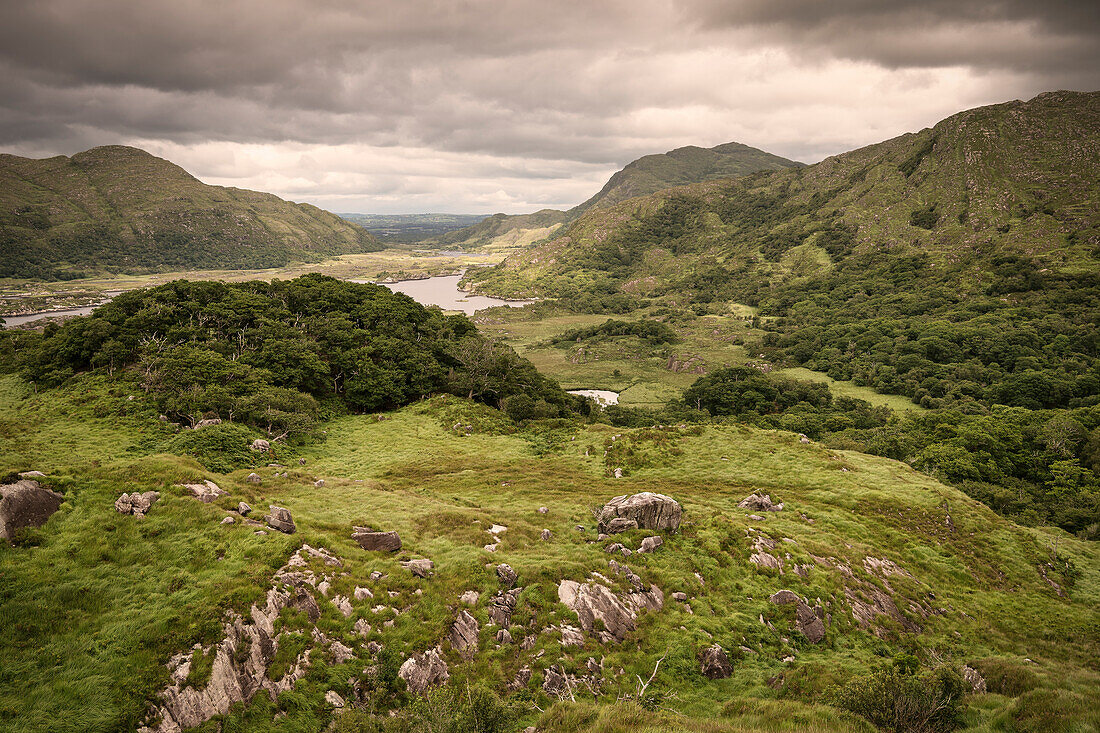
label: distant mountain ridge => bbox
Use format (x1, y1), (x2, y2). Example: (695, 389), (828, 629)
(0, 145), (381, 279)
(427, 140), (802, 249)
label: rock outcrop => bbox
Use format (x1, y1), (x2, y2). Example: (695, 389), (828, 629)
(402, 559), (434, 578)
(496, 563), (518, 588)
(738, 493), (783, 512)
(0, 479), (64, 541)
(597, 492), (682, 534)
(769, 590), (826, 643)
(698, 645), (734, 678)
(142, 545), (346, 732)
(250, 439), (270, 452)
(179, 480), (227, 503)
(558, 575), (663, 643)
(399, 648), (449, 693)
(638, 536), (663, 553)
(265, 506), (296, 534)
(352, 528), (402, 552)
(449, 610), (479, 658)
(487, 588), (522, 627)
(115, 490), (160, 517)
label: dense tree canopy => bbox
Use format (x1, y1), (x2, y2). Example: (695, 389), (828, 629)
(16, 275), (577, 434)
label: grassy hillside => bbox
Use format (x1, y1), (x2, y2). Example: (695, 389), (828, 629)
(0, 373), (1097, 732)
(0, 146), (381, 280)
(467, 91), (1100, 410)
(569, 141), (803, 218)
(425, 142), (801, 251)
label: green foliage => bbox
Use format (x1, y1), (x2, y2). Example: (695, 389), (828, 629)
(161, 423), (259, 474)
(969, 658), (1041, 697)
(828, 665), (965, 733)
(551, 318), (678, 346)
(683, 367), (833, 416)
(0, 146), (382, 279)
(18, 276), (577, 436)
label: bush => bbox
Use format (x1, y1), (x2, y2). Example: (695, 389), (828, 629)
(828, 665), (965, 733)
(970, 658), (1040, 697)
(161, 422), (259, 474)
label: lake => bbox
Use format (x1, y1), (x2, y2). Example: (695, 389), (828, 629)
(372, 274), (534, 315)
(2, 277), (529, 327)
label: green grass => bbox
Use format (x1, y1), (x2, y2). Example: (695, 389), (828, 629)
(773, 368), (925, 412)
(0, 376), (1097, 732)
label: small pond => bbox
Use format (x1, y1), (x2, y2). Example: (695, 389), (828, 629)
(567, 389), (620, 407)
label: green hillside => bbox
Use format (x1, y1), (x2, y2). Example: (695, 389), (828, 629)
(569, 141), (803, 218)
(0, 372), (1097, 732)
(467, 91), (1100, 411)
(426, 141), (801, 250)
(0, 146), (381, 280)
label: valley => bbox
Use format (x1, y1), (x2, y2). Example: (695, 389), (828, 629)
(1, 90), (1099, 733)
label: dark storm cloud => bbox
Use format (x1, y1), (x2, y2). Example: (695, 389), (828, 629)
(0, 0), (1096, 211)
(694, 0), (1100, 74)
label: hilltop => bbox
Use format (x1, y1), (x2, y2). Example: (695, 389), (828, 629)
(427, 141), (801, 250)
(570, 141), (803, 218)
(0, 146), (381, 280)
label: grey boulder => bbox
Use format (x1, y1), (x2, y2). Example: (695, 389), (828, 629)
(699, 644), (734, 679)
(0, 479), (63, 541)
(597, 492), (681, 534)
(399, 648), (449, 694)
(265, 506), (296, 534)
(352, 528), (401, 552)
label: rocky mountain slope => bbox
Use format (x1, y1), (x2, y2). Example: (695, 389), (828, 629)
(427, 141), (801, 250)
(0, 146), (381, 279)
(0, 376), (1097, 732)
(472, 91), (1099, 296)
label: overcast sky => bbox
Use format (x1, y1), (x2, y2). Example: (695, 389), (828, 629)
(1, 1), (1097, 214)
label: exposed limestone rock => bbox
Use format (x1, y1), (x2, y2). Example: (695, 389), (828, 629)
(354, 586), (374, 601)
(325, 690), (345, 708)
(542, 665), (572, 696)
(844, 585), (921, 634)
(540, 529), (552, 541)
(18, 470), (45, 478)
(354, 619), (372, 639)
(537, 506), (549, 514)
(143, 547), (341, 732)
(449, 610), (479, 657)
(487, 588), (521, 626)
(313, 479), (325, 488)
(266, 506), (296, 534)
(559, 625), (585, 647)
(497, 563), (518, 588)
(193, 418), (222, 429)
(237, 502), (251, 516)
(220, 516), (234, 525)
(0, 479), (64, 541)
(115, 490), (160, 517)
(459, 590), (479, 606)
(603, 517), (638, 533)
(638, 536), (663, 553)
(178, 480), (227, 503)
(352, 528), (401, 552)
(699, 645), (734, 679)
(496, 628), (512, 644)
(398, 648), (449, 694)
(250, 439), (270, 452)
(672, 592), (688, 601)
(558, 579), (661, 642)
(769, 590), (826, 643)
(749, 551), (782, 571)
(962, 665), (987, 693)
(330, 640), (354, 664)
(332, 595), (354, 618)
(247, 473), (262, 484)
(738, 493), (783, 512)
(597, 492), (681, 534)
(402, 559), (434, 578)
(799, 434), (811, 444)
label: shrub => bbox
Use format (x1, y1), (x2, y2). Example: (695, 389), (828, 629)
(828, 665), (965, 733)
(161, 422), (258, 474)
(969, 658), (1040, 697)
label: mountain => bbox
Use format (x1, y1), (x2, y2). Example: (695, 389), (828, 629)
(569, 141), (802, 217)
(0, 146), (381, 279)
(467, 91), (1100, 412)
(425, 141), (802, 250)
